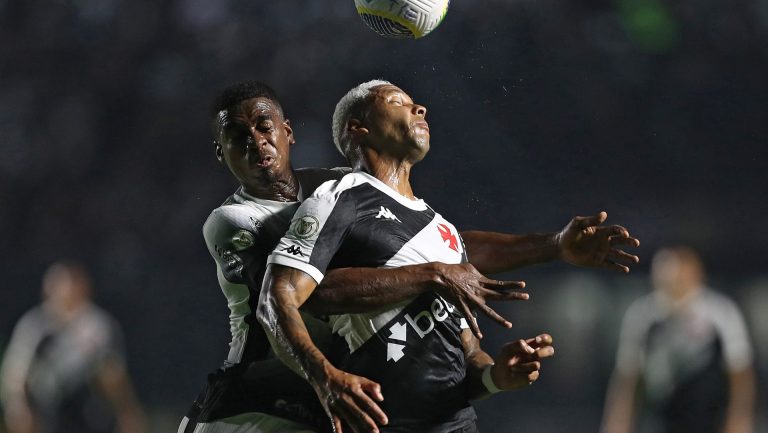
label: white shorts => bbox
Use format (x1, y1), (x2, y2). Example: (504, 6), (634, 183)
(177, 412), (320, 433)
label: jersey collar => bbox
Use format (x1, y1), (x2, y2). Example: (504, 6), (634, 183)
(355, 170), (428, 211)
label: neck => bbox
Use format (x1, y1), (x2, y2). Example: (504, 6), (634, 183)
(243, 169), (299, 202)
(359, 149), (416, 199)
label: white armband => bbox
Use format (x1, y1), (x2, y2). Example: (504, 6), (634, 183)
(482, 364), (503, 394)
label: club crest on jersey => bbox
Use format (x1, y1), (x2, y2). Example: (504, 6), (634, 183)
(437, 223), (459, 252)
(290, 215), (320, 239)
(386, 295), (458, 362)
(231, 229), (255, 251)
(375, 206), (401, 223)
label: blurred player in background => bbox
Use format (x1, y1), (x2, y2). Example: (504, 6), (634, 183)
(0, 262), (146, 433)
(600, 246), (755, 433)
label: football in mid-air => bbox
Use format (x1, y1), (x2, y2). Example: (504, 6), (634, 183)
(354, 0), (450, 39)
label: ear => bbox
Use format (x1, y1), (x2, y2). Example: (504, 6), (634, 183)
(283, 119), (296, 146)
(214, 140), (224, 163)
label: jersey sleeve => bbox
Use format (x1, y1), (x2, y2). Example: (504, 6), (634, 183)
(615, 298), (652, 375)
(709, 293), (753, 372)
(203, 206), (273, 288)
(267, 185), (357, 284)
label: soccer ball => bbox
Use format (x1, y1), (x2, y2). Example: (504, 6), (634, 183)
(354, 0), (450, 39)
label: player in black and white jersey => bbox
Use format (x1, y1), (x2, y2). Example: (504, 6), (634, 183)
(258, 80), (641, 433)
(600, 247), (755, 433)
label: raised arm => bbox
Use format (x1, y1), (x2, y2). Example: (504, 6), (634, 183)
(257, 263), (388, 433)
(462, 211), (640, 275)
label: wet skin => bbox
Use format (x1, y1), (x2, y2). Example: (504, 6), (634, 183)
(214, 97), (298, 201)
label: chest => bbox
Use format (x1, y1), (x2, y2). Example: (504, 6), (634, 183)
(333, 199), (466, 269)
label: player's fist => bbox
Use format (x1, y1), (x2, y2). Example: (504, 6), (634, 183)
(491, 334), (554, 390)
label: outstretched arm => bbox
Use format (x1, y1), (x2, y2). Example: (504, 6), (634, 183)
(257, 263), (387, 433)
(463, 211), (640, 274)
(305, 262), (528, 339)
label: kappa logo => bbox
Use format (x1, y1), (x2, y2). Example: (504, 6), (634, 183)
(386, 296), (458, 362)
(282, 245), (304, 257)
(437, 223), (459, 252)
(375, 206), (401, 223)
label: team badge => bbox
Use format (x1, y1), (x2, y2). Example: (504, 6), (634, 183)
(437, 223), (459, 252)
(290, 215), (320, 239)
(231, 230), (255, 251)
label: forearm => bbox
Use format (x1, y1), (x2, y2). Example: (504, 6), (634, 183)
(461, 231), (559, 274)
(257, 266), (332, 383)
(97, 361), (146, 433)
(465, 350), (495, 400)
(599, 372), (638, 433)
(304, 263), (442, 315)
(460, 329), (495, 400)
(724, 368), (755, 433)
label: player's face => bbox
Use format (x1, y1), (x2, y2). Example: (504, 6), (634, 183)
(651, 250), (702, 302)
(215, 97), (294, 188)
(360, 85), (430, 162)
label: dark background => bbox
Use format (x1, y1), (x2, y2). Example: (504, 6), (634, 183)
(1, 0), (766, 431)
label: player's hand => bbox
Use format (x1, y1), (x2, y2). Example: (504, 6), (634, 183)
(491, 334), (555, 390)
(555, 211), (640, 273)
(432, 262), (528, 339)
(312, 364), (388, 433)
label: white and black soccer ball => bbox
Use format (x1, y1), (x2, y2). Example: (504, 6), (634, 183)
(354, 0), (450, 39)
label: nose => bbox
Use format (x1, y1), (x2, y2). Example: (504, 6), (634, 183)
(248, 128), (269, 149)
(413, 104), (427, 117)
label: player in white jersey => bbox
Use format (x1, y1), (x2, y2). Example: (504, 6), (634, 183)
(258, 80), (641, 433)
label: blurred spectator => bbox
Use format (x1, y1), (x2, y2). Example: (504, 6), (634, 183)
(600, 247), (755, 433)
(0, 262), (147, 433)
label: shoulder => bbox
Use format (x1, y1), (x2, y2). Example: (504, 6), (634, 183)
(622, 294), (658, 331)
(296, 167), (353, 196)
(203, 203), (265, 251)
(307, 171), (371, 201)
(12, 307), (47, 335)
(698, 288), (747, 327)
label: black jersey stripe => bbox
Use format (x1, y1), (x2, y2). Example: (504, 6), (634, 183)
(321, 183), (436, 270)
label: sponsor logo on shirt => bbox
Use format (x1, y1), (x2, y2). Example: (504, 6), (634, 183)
(386, 296), (458, 362)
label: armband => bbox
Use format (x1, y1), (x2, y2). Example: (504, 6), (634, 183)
(482, 364), (502, 394)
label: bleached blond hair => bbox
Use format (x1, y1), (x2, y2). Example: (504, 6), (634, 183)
(331, 79), (391, 160)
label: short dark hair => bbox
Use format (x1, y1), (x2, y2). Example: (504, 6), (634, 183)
(210, 80), (284, 120)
